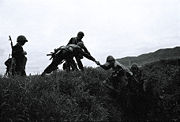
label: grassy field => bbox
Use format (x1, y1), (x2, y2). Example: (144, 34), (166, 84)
(0, 59), (180, 121)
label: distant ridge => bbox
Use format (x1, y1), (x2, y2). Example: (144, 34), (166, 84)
(117, 46), (180, 67)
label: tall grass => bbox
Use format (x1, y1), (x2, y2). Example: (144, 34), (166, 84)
(0, 59), (180, 121)
(0, 68), (111, 121)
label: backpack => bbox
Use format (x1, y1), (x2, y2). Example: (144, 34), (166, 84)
(4, 58), (16, 76)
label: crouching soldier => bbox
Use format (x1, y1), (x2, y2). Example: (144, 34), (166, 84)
(12, 35), (28, 76)
(99, 55), (133, 91)
(98, 56), (137, 119)
(41, 42), (100, 76)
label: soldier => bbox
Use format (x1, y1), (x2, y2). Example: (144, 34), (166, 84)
(99, 55), (133, 91)
(130, 64), (142, 81)
(12, 35), (28, 76)
(130, 63), (147, 119)
(66, 31), (91, 71)
(41, 42), (99, 76)
(130, 63), (144, 92)
(4, 58), (13, 76)
(98, 56), (137, 119)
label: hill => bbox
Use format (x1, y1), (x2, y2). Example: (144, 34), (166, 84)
(117, 46), (180, 66)
(0, 59), (180, 121)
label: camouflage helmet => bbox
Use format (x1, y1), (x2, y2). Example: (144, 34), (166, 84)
(77, 42), (84, 48)
(106, 55), (115, 63)
(77, 31), (84, 37)
(17, 35), (28, 43)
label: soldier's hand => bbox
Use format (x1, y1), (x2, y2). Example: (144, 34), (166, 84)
(95, 61), (100, 65)
(53, 49), (57, 53)
(23, 51), (27, 55)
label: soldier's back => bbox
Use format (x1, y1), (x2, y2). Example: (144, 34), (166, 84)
(12, 44), (24, 58)
(68, 37), (83, 45)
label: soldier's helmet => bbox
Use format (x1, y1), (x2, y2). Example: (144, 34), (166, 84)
(17, 35), (28, 43)
(131, 63), (139, 71)
(106, 55), (115, 63)
(77, 31), (84, 37)
(77, 42), (84, 48)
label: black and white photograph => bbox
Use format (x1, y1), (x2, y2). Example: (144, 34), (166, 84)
(0, 0), (180, 121)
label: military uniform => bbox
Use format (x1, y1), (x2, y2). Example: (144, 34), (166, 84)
(67, 32), (90, 71)
(100, 56), (144, 120)
(101, 60), (133, 90)
(67, 37), (90, 54)
(12, 35), (28, 76)
(42, 44), (98, 75)
(130, 64), (144, 93)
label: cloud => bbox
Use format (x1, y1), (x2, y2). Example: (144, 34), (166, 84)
(0, 49), (5, 56)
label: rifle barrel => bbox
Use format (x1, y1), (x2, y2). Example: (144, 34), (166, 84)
(47, 54), (52, 56)
(9, 36), (12, 41)
(9, 35), (13, 48)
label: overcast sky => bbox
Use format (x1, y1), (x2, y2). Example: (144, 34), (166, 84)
(0, 0), (180, 75)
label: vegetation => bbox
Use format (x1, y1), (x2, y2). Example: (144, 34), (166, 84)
(0, 59), (180, 121)
(141, 59), (180, 121)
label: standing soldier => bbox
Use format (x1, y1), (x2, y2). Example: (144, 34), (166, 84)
(12, 35), (28, 76)
(66, 31), (91, 71)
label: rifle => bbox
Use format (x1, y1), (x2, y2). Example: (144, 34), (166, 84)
(9, 35), (13, 49)
(47, 52), (55, 60)
(8, 35), (15, 76)
(47, 52), (65, 64)
(46, 46), (65, 60)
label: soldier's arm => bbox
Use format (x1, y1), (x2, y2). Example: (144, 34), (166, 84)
(12, 46), (24, 56)
(82, 45), (90, 55)
(67, 38), (73, 45)
(100, 63), (112, 70)
(80, 49), (96, 61)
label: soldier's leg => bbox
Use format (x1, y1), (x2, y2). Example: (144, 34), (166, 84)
(22, 57), (27, 70)
(42, 57), (63, 75)
(21, 70), (26, 76)
(75, 57), (84, 71)
(68, 59), (78, 71)
(21, 57), (27, 76)
(15, 59), (22, 76)
(63, 62), (70, 72)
